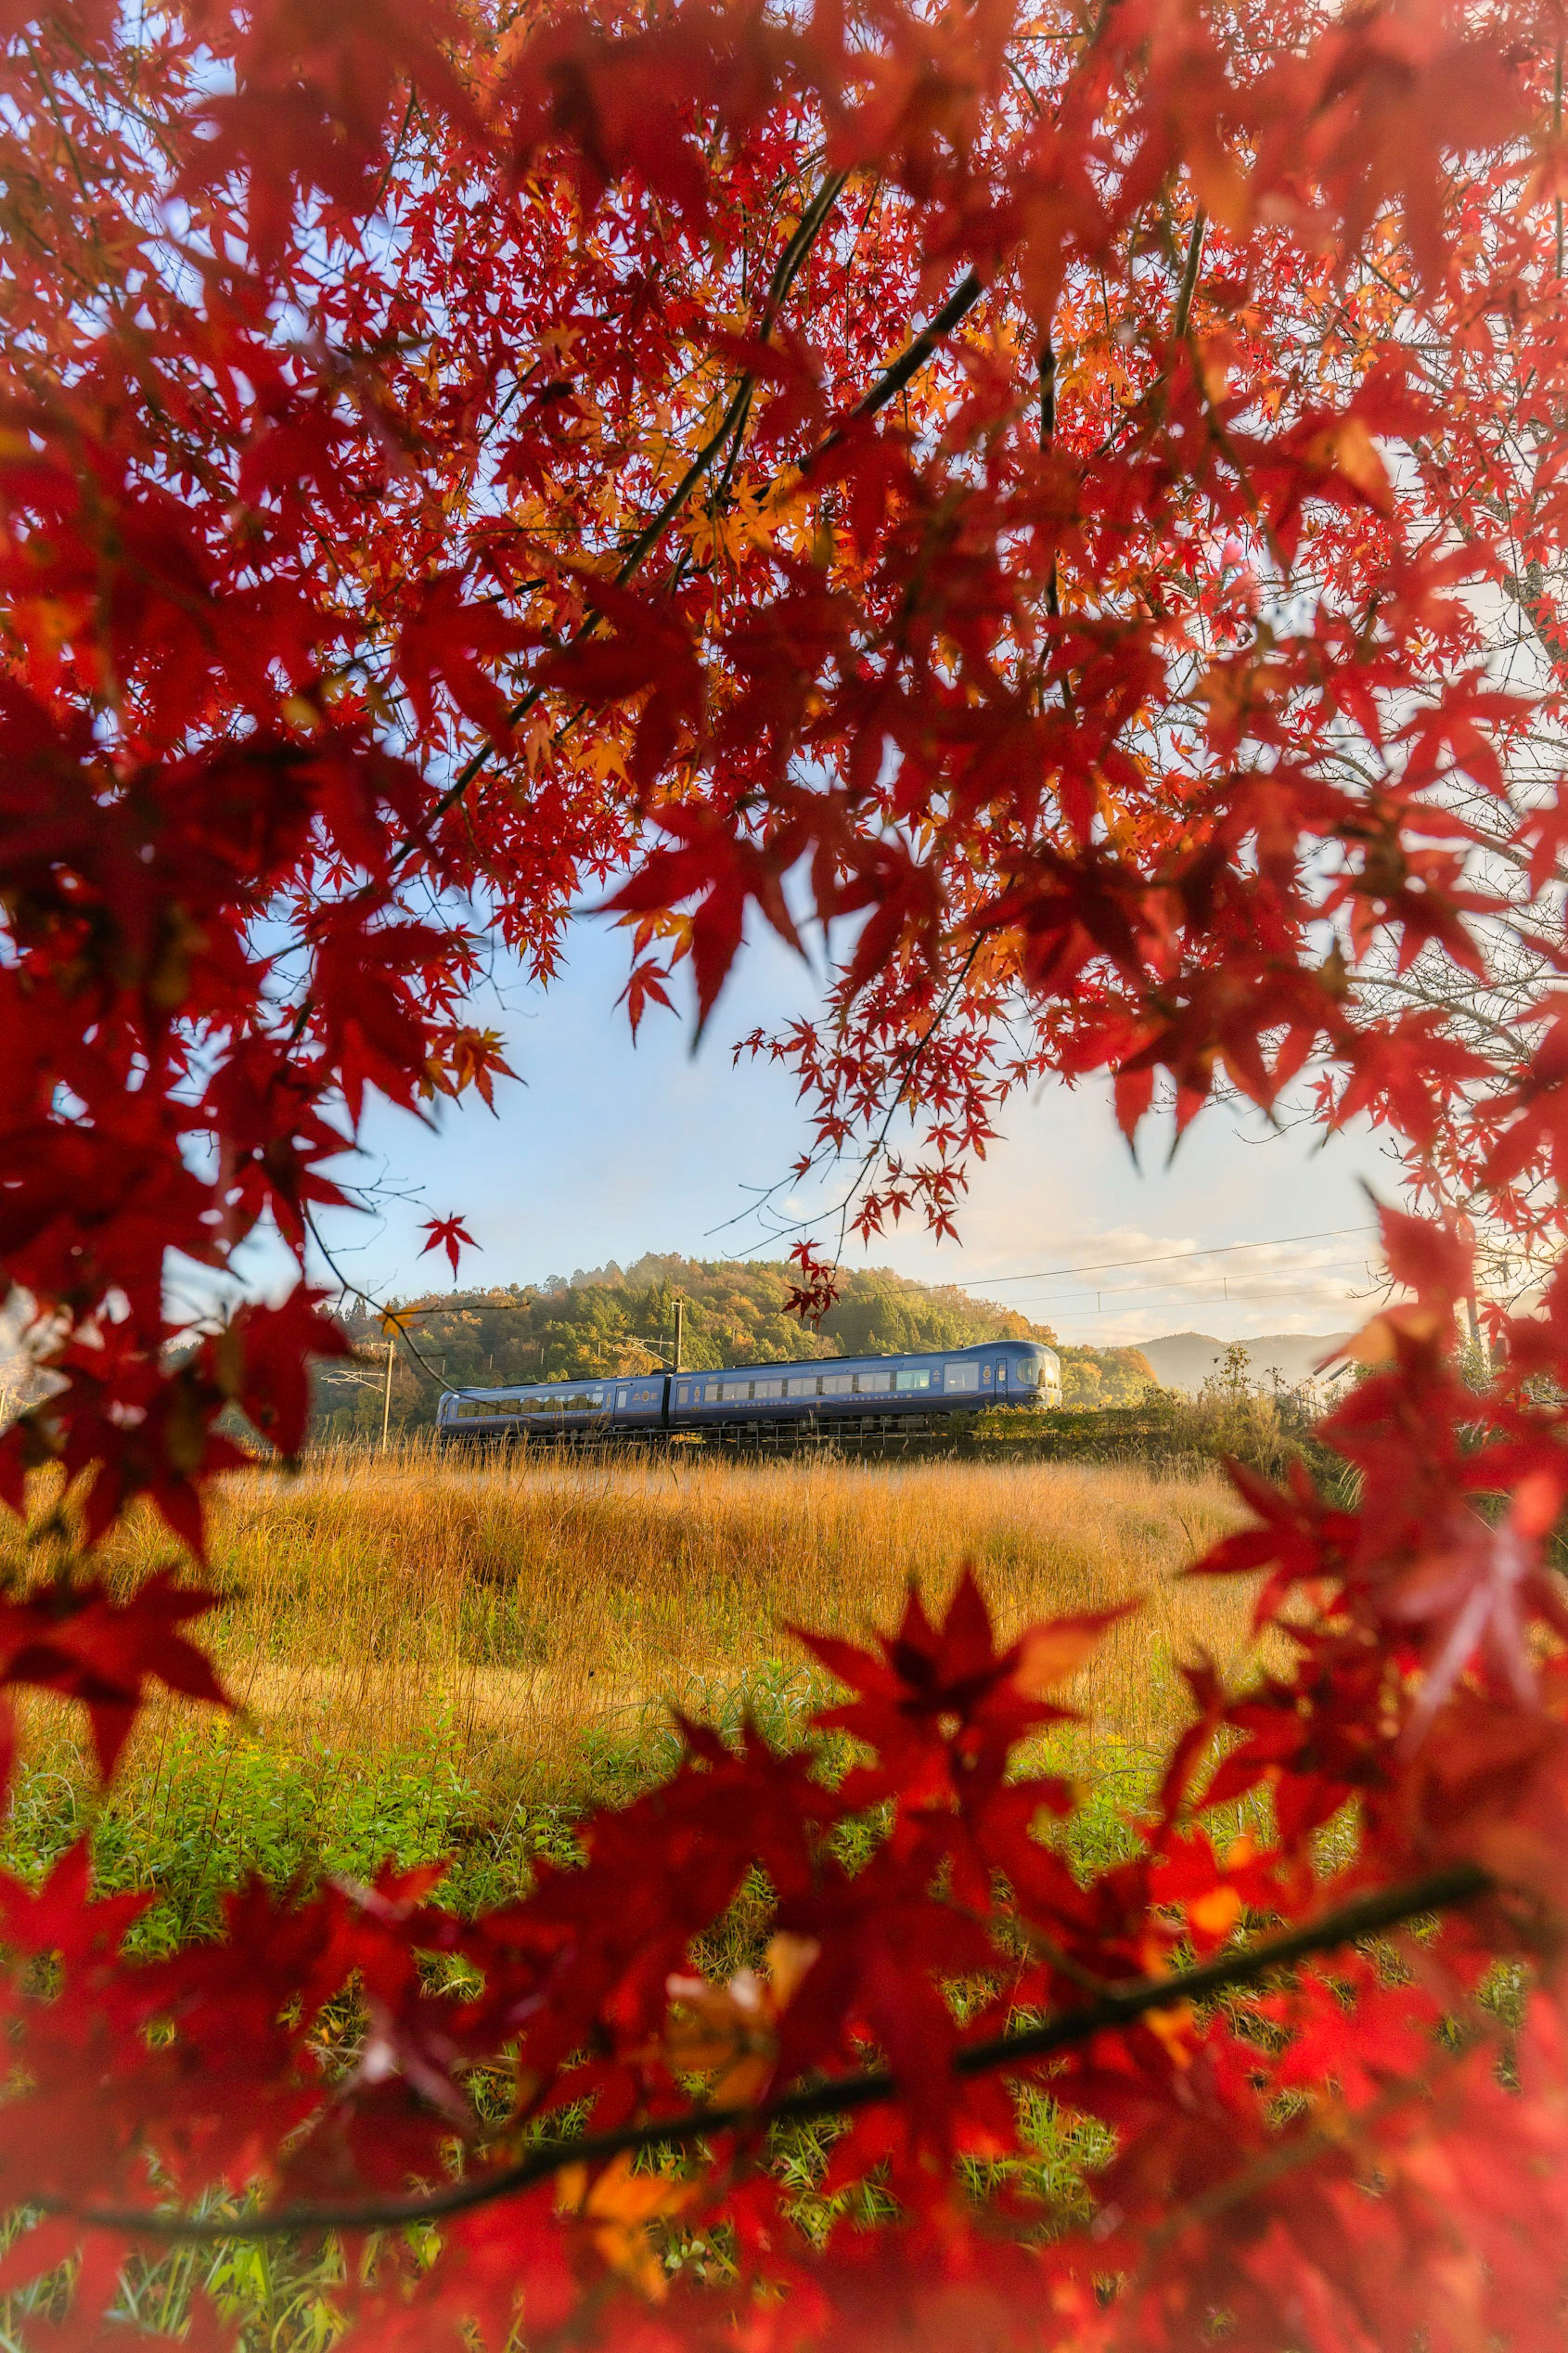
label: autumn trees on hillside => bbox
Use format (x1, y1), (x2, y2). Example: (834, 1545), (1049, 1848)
(6, 0), (1568, 2344)
(318, 1257), (1080, 1434)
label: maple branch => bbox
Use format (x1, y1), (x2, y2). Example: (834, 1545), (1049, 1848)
(818, 266), (984, 452)
(612, 166), (851, 584)
(390, 168), (851, 865)
(404, 230), (984, 863)
(1041, 325), (1064, 645)
(383, 233), (990, 968)
(46, 1861), (1492, 2243)
(1172, 208), (1205, 344)
(802, 0), (1125, 466)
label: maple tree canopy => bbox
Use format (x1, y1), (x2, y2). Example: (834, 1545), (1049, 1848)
(5, 0), (1568, 2345)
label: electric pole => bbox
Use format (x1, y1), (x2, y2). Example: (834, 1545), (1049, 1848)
(673, 1297), (684, 1374)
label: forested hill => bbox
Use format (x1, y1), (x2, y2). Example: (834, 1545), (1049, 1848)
(316, 1255), (1156, 1437)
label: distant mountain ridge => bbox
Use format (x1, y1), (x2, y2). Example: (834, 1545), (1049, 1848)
(1134, 1330), (1353, 1395)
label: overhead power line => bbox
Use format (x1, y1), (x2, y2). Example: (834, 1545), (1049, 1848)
(1002, 1274), (1371, 1318)
(973, 1226), (1376, 1289)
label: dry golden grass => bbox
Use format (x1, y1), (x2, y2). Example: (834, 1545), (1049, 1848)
(34, 1440), (1258, 1802)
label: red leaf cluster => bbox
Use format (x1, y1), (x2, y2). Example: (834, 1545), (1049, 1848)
(0, 1487), (1565, 2349)
(4, 0), (1568, 2342)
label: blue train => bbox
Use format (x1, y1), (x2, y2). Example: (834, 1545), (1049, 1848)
(436, 1338), (1061, 1446)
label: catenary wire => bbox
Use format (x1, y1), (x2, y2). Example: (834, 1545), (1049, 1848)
(968, 1225), (1377, 1288)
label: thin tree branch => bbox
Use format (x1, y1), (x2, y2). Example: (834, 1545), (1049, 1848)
(302, 1207), (451, 1388)
(825, 267), (984, 446)
(1172, 208), (1205, 344)
(43, 1861), (1492, 2243)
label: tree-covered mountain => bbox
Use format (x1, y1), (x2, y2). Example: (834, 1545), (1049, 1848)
(315, 1255), (1156, 1438)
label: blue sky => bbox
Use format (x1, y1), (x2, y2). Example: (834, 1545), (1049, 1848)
(284, 913), (1392, 1348)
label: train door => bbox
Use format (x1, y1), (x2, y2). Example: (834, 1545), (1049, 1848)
(615, 1384), (630, 1417)
(995, 1358), (1008, 1396)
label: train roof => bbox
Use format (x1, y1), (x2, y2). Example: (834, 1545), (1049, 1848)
(675, 1339), (1054, 1379)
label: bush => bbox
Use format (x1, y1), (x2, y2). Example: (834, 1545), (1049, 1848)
(962, 1348), (1345, 1489)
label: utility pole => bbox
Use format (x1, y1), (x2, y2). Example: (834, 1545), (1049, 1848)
(1456, 1211), (1490, 1375)
(672, 1297), (684, 1374)
(381, 1335), (396, 1451)
(1466, 1291), (1490, 1375)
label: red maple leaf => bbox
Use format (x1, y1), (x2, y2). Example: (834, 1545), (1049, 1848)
(784, 1239), (840, 1328)
(419, 1212), (477, 1279)
(0, 1569), (231, 1778)
(795, 1567), (1127, 1814)
(210, 1283), (354, 1457)
(396, 569), (526, 743)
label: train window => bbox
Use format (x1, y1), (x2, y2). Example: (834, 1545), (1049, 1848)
(821, 1373), (852, 1395)
(996, 1364), (1008, 1385)
(615, 1386), (630, 1408)
(1016, 1361), (1038, 1386)
(705, 1381), (723, 1403)
(754, 1378), (784, 1399)
(944, 1362), (979, 1391)
(676, 1384), (690, 1406)
(895, 1369), (931, 1391)
(856, 1369), (892, 1393)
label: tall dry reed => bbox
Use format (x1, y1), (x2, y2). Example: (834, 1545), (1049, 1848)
(30, 1442), (1256, 1803)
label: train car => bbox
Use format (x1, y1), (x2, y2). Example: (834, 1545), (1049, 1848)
(666, 1339), (1057, 1434)
(437, 1339), (1060, 1447)
(437, 1369), (666, 1444)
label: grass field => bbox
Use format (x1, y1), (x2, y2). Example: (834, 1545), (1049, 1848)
(0, 1448), (1270, 2348)
(4, 1444), (1261, 1951)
